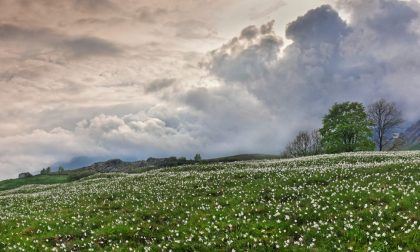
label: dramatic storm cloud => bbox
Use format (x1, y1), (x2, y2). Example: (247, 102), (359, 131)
(0, 0), (419, 179)
(208, 1), (420, 130)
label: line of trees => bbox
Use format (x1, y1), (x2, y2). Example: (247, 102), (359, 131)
(40, 167), (51, 175)
(39, 166), (65, 175)
(282, 99), (403, 158)
(282, 130), (322, 157)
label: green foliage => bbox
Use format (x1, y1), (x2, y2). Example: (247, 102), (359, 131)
(207, 154), (281, 162)
(194, 153), (202, 161)
(0, 175), (70, 191)
(58, 166), (65, 173)
(40, 167), (52, 175)
(320, 102), (375, 153)
(409, 143), (420, 150)
(67, 170), (96, 181)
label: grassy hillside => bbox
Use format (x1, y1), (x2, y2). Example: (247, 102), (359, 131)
(0, 151), (419, 251)
(0, 154), (283, 192)
(409, 143), (420, 150)
(207, 154), (281, 162)
(0, 175), (70, 192)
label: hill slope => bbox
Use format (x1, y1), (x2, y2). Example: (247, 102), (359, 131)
(0, 175), (70, 191)
(1, 154), (284, 191)
(409, 143), (420, 150)
(0, 151), (419, 251)
(207, 153), (281, 162)
(400, 120), (420, 150)
(404, 120), (420, 146)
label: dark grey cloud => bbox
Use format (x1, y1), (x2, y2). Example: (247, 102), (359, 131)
(286, 5), (350, 46)
(63, 37), (122, 58)
(73, 17), (127, 26)
(0, 23), (122, 59)
(367, 1), (417, 38)
(207, 1), (420, 138)
(207, 21), (283, 83)
(0, 24), (53, 42)
(339, 0), (418, 44)
(73, 0), (119, 13)
(240, 25), (260, 40)
(144, 78), (176, 93)
(206, 6), (353, 125)
(0, 69), (41, 82)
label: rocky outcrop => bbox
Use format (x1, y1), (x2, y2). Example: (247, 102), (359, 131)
(91, 159), (128, 173)
(79, 157), (191, 174)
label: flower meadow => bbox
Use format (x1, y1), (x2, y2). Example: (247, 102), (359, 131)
(0, 152), (419, 251)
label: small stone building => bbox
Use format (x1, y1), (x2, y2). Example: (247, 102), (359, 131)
(18, 172), (33, 178)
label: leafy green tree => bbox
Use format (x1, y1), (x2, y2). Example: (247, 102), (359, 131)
(58, 166), (65, 173)
(320, 102), (374, 153)
(194, 153), (202, 162)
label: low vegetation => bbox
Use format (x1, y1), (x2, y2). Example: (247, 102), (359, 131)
(206, 154), (281, 162)
(1, 154), (285, 192)
(409, 144), (420, 151)
(0, 175), (70, 192)
(0, 151), (418, 251)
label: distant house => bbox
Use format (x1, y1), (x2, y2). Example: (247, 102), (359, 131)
(18, 172), (33, 179)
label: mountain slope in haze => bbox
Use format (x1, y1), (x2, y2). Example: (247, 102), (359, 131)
(401, 120), (420, 149)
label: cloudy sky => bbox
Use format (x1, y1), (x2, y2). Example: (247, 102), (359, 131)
(1, 0), (419, 179)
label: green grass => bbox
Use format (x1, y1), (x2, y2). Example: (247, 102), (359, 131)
(0, 151), (419, 251)
(0, 175), (70, 191)
(207, 153), (282, 162)
(409, 143), (420, 150)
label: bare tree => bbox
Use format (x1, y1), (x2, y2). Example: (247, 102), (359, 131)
(310, 130), (323, 155)
(282, 130), (323, 158)
(368, 99), (403, 151)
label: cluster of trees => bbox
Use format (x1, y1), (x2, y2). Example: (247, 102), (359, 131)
(282, 99), (403, 158)
(146, 156), (189, 167)
(145, 154), (203, 167)
(194, 153), (202, 161)
(40, 167), (51, 175)
(40, 166), (65, 175)
(282, 130), (322, 157)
